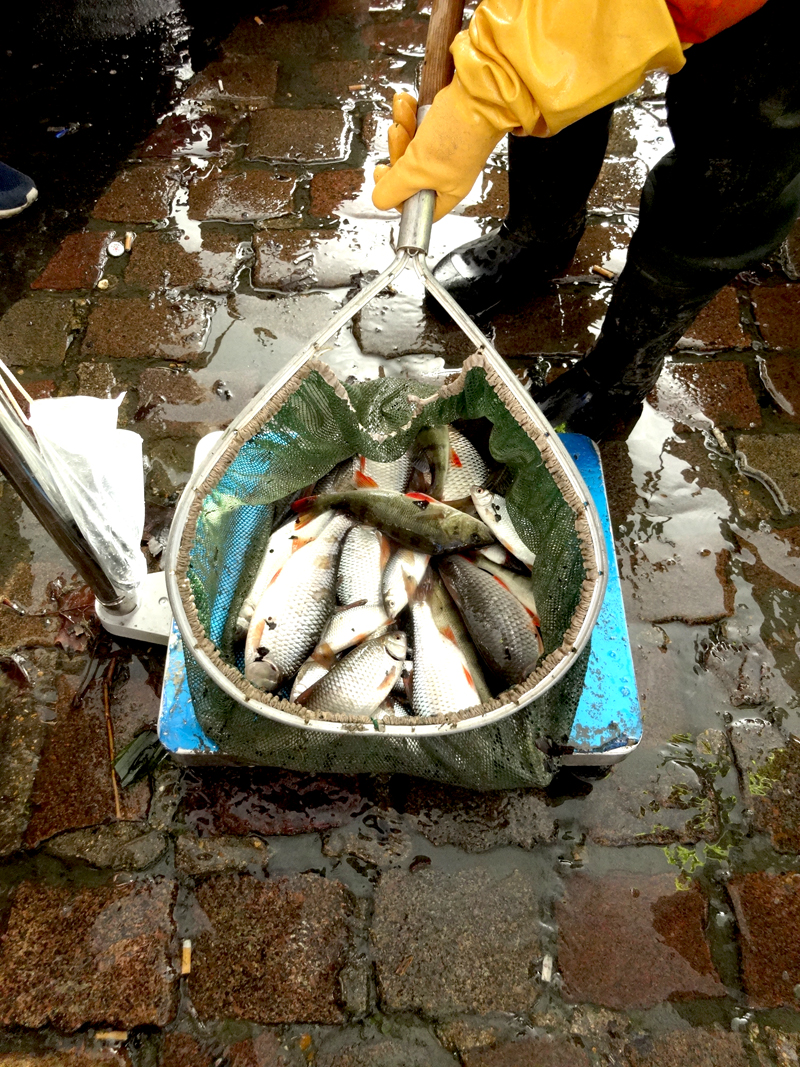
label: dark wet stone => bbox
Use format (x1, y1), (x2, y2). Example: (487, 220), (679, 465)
(556, 873), (724, 1009)
(253, 227), (391, 291)
(606, 103), (639, 157)
(322, 809), (413, 868)
(24, 673), (150, 848)
(597, 440), (639, 525)
(43, 822), (168, 869)
(588, 160), (647, 211)
(31, 232), (113, 291)
(317, 1035), (456, 1067)
(735, 433), (800, 512)
(462, 1036), (591, 1067)
(373, 869), (542, 1015)
(77, 361), (120, 399)
(493, 285), (612, 356)
(146, 438), (199, 502)
(0, 879), (178, 1030)
(247, 110), (350, 163)
(728, 872), (800, 1008)
(781, 218), (800, 280)
(189, 873), (354, 1024)
(435, 1019), (512, 1057)
(306, 59), (393, 103)
(92, 164), (180, 223)
(653, 361), (761, 431)
(752, 1026), (800, 1067)
(175, 832), (269, 875)
(566, 221), (631, 276)
(758, 353), (800, 419)
(621, 1029), (749, 1067)
(160, 1030), (293, 1067)
(362, 19), (429, 55)
(126, 230), (247, 293)
(462, 168), (509, 219)
(82, 296), (213, 362)
(680, 288), (749, 351)
(0, 1054), (131, 1066)
(728, 720), (800, 852)
(310, 169), (365, 217)
(180, 767), (366, 836)
(399, 781), (557, 851)
(188, 170), (295, 222)
(138, 366), (206, 408)
(187, 56), (279, 104)
(222, 18), (341, 58)
(752, 284), (800, 350)
(0, 297), (78, 368)
(139, 111), (232, 160)
(0, 649), (61, 856)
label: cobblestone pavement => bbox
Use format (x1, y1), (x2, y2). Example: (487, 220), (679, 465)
(1, 2), (800, 1064)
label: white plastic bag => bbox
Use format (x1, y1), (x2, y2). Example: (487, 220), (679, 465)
(28, 395), (146, 601)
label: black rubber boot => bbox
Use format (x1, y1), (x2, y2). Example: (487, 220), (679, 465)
(428, 104), (615, 321)
(534, 266), (722, 439)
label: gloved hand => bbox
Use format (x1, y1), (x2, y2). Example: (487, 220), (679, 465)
(373, 82), (509, 221)
(373, 0), (685, 221)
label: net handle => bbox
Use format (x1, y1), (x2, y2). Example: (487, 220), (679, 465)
(418, 0), (466, 106)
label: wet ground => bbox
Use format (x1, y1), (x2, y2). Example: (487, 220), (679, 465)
(1, 1), (800, 1063)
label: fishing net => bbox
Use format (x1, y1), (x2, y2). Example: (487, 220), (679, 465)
(174, 351), (601, 790)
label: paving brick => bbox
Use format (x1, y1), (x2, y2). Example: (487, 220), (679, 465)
(588, 159), (647, 212)
(0, 1054), (131, 1067)
(462, 1036), (591, 1067)
(652, 360), (761, 431)
(0, 879), (178, 1030)
(247, 109), (351, 163)
(734, 433), (800, 512)
(373, 869), (543, 1015)
(187, 56), (278, 104)
(139, 111), (232, 160)
(175, 832), (269, 875)
(752, 284), (800, 350)
(222, 19), (342, 59)
(77, 360), (120, 398)
(187, 170), (295, 222)
(399, 781), (557, 851)
(24, 672), (150, 848)
(680, 287), (749, 350)
(126, 230), (248, 292)
(138, 365), (207, 408)
(322, 809), (413, 868)
(317, 1035), (456, 1067)
(355, 286), (474, 361)
(362, 18), (428, 55)
(622, 1030), (749, 1067)
(556, 873), (724, 1009)
(752, 1026), (800, 1067)
(189, 873), (355, 1023)
(362, 110), (392, 155)
(758, 352), (800, 418)
(781, 217), (800, 280)
(92, 164), (180, 223)
(462, 168), (509, 219)
(160, 1030), (295, 1067)
(304, 58), (393, 103)
(566, 222), (631, 276)
(82, 296), (213, 362)
(43, 823), (168, 869)
(727, 872), (800, 1008)
(0, 297), (77, 368)
(730, 719), (800, 852)
(493, 285), (611, 355)
(309, 168), (366, 217)
(31, 232), (113, 291)
(253, 225), (393, 291)
(180, 767), (366, 836)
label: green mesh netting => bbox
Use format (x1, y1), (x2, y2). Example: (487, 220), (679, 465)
(176, 357), (597, 790)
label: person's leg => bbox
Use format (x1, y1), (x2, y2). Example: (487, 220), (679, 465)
(429, 103), (614, 319)
(0, 162), (37, 220)
(536, 0), (800, 436)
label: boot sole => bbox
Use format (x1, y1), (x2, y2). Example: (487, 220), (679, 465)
(0, 186), (38, 220)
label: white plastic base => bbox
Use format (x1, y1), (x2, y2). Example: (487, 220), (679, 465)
(96, 570), (172, 645)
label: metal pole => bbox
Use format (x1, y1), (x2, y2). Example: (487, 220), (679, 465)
(0, 417), (137, 615)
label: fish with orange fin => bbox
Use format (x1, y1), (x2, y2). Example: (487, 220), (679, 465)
(296, 632), (407, 716)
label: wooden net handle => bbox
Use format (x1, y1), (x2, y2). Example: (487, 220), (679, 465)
(418, 0), (468, 107)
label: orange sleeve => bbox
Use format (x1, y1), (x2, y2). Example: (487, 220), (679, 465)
(665, 0), (769, 43)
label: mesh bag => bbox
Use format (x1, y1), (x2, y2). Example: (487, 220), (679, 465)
(173, 352), (601, 790)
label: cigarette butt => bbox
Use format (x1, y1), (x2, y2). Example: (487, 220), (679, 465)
(591, 265), (615, 279)
(181, 939), (192, 975)
(124, 231), (135, 251)
(97, 278), (109, 290)
(348, 84), (366, 91)
(218, 78), (225, 92)
(95, 1031), (128, 1042)
(254, 15), (264, 23)
(299, 1034), (312, 1051)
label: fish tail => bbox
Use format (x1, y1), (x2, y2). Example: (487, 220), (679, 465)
(354, 468), (378, 489)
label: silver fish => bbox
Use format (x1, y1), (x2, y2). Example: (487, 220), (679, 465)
(356, 449), (414, 492)
(374, 695), (411, 719)
(409, 575), (481, 717)
(382, 547), (430, 618)
(337, 523), (390, 606)
(314, 456), (358, 495)
(470, 488), (536, 569)
(427, 572), (492, 703)
(473, 556), (542, 627)
(443, 428), (489, 503)
(298, 632), (407, 716)
(290, 652), (333, 702)
(244, 513), (354, 691)
(235, 510), (333, 639)
(316, 602), (392, 657)
(437, 554), (540, 687)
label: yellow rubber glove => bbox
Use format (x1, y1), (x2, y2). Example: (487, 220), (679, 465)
(372, 0), (686, 219)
